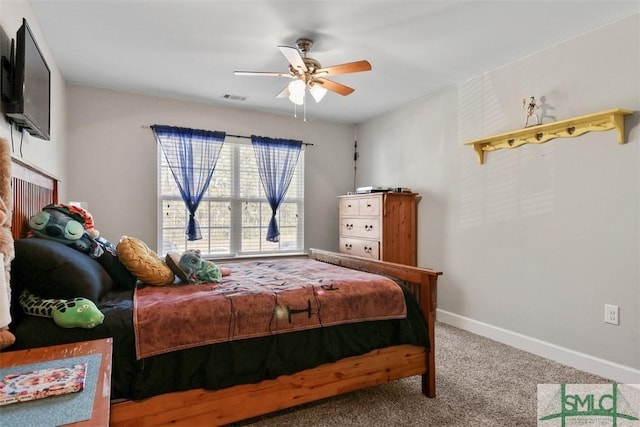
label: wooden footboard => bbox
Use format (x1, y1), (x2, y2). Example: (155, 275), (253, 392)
(111, 249), (441, 426)
(309, 248), (441, 397)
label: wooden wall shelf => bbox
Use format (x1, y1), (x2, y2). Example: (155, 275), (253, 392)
(463, 108), (634, 164)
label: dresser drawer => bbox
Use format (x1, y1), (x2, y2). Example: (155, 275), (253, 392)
(339, 238), (380, 260)
(340, 217), (381, 239)
(356, 197), (380, 216)
(339, 196), (381, 217)
(339, 198), (360, 216)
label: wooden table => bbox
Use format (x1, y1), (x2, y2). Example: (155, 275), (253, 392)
(0, 338), (112, 426)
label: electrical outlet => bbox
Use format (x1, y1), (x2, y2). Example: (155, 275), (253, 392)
(604, 304), (619, 325)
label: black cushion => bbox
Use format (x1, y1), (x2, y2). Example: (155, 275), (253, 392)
(95, 237), (137, 290)
(11, 238), (113, 302)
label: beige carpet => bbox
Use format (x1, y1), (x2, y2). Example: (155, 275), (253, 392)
(234, 322), (612, 426)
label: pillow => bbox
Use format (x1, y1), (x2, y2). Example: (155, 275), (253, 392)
(11, 238), (113, 302)
(116, 236), (174, 286)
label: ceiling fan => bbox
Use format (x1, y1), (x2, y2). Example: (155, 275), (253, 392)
(234, 38), (372, 105)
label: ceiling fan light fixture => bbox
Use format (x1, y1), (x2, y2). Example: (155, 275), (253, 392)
(235, 37), (372, 114)
(289, 92), (305, 105)
(288, 79), (306, 105)
(288, 79), (306, 96)
(309, 84), (327, 103)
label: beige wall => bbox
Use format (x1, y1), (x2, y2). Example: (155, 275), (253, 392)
(65, 84), (355, 251)
(357, 14), (640, 382)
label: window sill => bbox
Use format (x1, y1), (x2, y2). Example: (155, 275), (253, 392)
(207, 252), (309, 263)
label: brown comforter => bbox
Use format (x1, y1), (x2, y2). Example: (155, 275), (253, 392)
(133, 258), (407, 359)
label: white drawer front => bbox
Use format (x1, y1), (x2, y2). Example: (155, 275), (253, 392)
(340, 217), (380, 239)
(339, 238), (380, 260)
(357, 197), (380, 216)
(339, 198), (359, 216)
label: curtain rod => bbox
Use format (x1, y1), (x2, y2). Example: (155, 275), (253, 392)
(142, 125), (313, 146)
(226, 133), (313, 146)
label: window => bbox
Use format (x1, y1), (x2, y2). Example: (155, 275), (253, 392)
(158, 136), (304, 257)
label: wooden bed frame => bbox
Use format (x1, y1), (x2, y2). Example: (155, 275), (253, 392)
(10, 156), (442, 426)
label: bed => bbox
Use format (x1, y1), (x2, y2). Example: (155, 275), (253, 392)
(7, 155), (442, 426)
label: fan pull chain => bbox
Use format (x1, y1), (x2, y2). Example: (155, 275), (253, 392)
(291, 92), (307, 122)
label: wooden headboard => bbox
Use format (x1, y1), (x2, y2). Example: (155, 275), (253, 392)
(11, 157), (58, 240)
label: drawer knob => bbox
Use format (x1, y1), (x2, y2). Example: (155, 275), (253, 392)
(346, 223), (353, 230)
(366, 203), (371, 208)
(364, 224), (374, 231)
(364, 246), (371, 253)
(344, 243), (352, 250)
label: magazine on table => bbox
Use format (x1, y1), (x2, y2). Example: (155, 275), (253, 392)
(0, 363), (87, 406)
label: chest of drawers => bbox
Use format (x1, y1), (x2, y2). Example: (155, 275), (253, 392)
(338, 192), (418, 266)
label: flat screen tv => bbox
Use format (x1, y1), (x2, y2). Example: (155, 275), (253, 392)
(5, 18), (51, 140)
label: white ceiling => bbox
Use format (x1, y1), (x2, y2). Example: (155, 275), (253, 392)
(30, 0), (640, 124)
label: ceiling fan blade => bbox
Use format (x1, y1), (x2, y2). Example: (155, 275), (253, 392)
(278, 45), (308, 74)
(315, 60), (371, 77)
(234, 71), (292, 78)
(315, 78), (355, 96)
(276, 85), (290, 99)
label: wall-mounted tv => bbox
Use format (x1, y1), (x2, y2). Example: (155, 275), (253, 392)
(4, 18), (51, 140)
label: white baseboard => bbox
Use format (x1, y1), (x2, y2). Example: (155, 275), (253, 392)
(437, 309), (640, 384)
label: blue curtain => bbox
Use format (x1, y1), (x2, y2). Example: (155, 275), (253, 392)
(251, 135), (302, 242)
(152, 125), (225, 241)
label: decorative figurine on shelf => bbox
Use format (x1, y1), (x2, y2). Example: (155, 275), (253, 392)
(522, 96), (541, 127)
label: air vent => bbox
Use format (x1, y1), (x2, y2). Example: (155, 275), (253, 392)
(221, 94), (247, 102)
